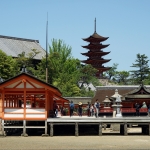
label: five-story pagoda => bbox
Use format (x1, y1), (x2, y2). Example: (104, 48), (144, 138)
(81, 19), (111, 78)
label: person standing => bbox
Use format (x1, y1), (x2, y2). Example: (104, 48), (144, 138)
(69, 101), (74, 117)
(148, 104), (150, 117)
(94, 99), (100, 118)
(78, 102), (83, 117)
(87, 102), (90, 117)
(53, 101), (57, 117)
(90, 104), (94, 117)
(135, 103), (140, 117)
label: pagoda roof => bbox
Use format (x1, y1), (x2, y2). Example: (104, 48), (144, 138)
(82, 43), (109, 49)
(81, 51), (110, 57)
(82, 32), (109, 42)
(93, 66), (111, 71)
(81, 59), (111, 64)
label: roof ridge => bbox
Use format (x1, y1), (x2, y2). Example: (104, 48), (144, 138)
(0, 35), (39, 43)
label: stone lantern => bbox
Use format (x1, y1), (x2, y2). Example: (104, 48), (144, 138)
(111, 89), (122, 118)
(103, 96), (111, 108)
(115, 96), (122, 117)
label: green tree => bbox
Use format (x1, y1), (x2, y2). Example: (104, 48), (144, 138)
(16, 49), (40, 74)
(130, 53), (150, 84)
(105, 63), (118, 80)
(115, 71), (130, 85)
(0, 50), (17, 80)
(36, 39), (99, 97)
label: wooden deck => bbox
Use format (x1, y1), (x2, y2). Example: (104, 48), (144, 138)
(47, 116), (150, 136)
(1, 116), (150, 136)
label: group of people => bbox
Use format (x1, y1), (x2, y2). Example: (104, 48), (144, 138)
(53, 101), (67, 117)
(135, 102), (150, 117)
(69, 99), (100, 118)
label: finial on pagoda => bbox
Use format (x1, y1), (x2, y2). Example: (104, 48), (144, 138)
(94, 18), (96, 33)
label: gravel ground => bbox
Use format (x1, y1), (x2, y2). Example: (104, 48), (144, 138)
(1, 136), (150, 150)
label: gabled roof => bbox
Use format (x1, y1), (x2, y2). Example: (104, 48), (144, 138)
(91, 85), (150, 104)
(0, 72), (61, 96)
(0, 35), (46, 60)
(123, 84), (150, 99)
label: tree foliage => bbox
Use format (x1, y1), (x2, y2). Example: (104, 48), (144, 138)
(115, 71), (130, 85)
(105, 63), (118, 80)
(35, 39), (98, 97)
(0, 50), (17, 80)
(130, 53), (150, 84)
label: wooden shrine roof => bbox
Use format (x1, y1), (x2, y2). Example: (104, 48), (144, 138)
(123, 84), (150, 99)
(0, 72), (61, 95)
(91, 85), (150, 104)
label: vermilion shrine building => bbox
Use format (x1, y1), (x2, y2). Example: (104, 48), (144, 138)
(0, 72), (68, 136)
(92, 84), (150, 115)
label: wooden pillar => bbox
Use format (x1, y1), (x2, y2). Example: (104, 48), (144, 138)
(75, 122), (78, 136)
(45, 120), (47, 134)
(50, 123), (53, 137)
(0, 119), (5, 136)
(45, 90), (48, 119)
(148, 123), (150, 135)
(124, 122), (128, 136)
(42, 120), (49, 136)
(99, 123), (102, 136)
(21, 120), (28, 137)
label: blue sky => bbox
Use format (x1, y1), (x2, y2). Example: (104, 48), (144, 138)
(1, 0), (150, 71)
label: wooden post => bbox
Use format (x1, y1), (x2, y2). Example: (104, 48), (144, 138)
(149, 123), (150, 136)
(124, 122), (128, 136)
(75, 122), (78, 136)
(45, 120), (47, 134)
(50, 123), (53, 137)
(21, 120), (28, 137)
(99, 123), (102, 136)
(0, 119), (5, 136)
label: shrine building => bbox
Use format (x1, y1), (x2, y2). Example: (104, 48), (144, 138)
(92, 84), (150, 116)
(0, 72), (68, 136)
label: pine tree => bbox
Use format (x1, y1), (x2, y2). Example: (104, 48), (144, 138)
(130, 53), (150, 84)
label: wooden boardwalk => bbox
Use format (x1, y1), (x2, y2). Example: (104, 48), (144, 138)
(1, 116), (150, 136)
(47, 116), (150, 136)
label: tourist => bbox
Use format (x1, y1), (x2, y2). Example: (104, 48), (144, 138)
(53, 101), (57, 117)
(55, 104), (59, 117)
(78, 102), (83, 117)
(69, 101), (74, 117)
(94, 99), (100, 118)
(135, 103), (140, 117)
(90, 104), (94, 117)
(148, 104), (150, 117)
(87, 102), (90, 117)
(60, 105), (64, 116)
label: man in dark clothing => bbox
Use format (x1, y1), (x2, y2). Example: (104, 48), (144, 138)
(87, 102), (90, 117)
(135, 103), (140, 117)
(69, 101), (74, 117)
(53, 101), (57, 117)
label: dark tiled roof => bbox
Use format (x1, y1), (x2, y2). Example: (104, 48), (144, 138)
(91, 85), (150, 104)
(0, 35), (46, 60)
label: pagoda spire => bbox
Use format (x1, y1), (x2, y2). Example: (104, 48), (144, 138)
(81, 19), (111, 78)
(94, 18), (96, 33)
